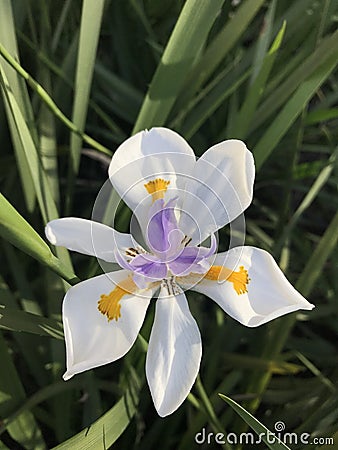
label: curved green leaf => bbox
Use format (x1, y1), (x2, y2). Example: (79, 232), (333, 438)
(52, 377), (140, 450)
(219, 394), (291, 450)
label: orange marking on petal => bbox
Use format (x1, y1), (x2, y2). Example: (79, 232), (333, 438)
(144, 178), (170, 202)
(205, 265), (250, 295)
(98, 277), (137, 322)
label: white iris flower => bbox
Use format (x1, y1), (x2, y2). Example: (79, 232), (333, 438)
(45, 128), (314, 417)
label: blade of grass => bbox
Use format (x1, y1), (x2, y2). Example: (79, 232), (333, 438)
(253, 53), (338, 170)
(0, 66), (59, 222)
(1, 245), (50, 386)
(0, 43), (111, 156)
(0, 193), (78, 284)
(176, 0), (266, 107)
(252, 29), (338, 132)
(67, 0), (105, 212)
(0, 332), (46, 450)
(37, 4), (60, 206)
(0, 379), (83, 436)
(219, 394), (291, 450)
(233, 21), (286, 139)
(0, 304), (63, 340)
(250, 0), (277, 82)
(0, 0), (36, 211)
(17, 31), (126, 142)
(52, 374), (141, 450)
(133, 0), (225, 132)
(274, 145), (338, 254)
(1, 63), (77, 282)
(175, 65), (250, 140)
(46, 270), (74, 442)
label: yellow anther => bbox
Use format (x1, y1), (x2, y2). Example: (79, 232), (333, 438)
(205, 265), (249, 295)
(98, 277), (137, 321)
(144, 178), (170, 202)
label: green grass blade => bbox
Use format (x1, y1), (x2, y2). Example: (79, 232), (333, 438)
(0, 0), (36, 211)
(37, 12), (60, 206)
(0, 260), (50, 387)
(0, 332), (46, 450)
(274, 146), (338, 253)
(0, 67), (59, 222)
(0, 379), (83, 436)
(0, 193), (78, 284)
(0, 304), (63, 340)
(176, 69), (249, 140)
(0, 43), (111, 156)
(305, 107), (338, 124)
(177, 0), (266, 106)
(2, 65), (76, 289)
(252, 29), (338, 131)
(253, 53), (338, 170)
(296, 210), (338, 298)
(250, 0), (277, 82)
(219, 394), (291, 450)
(94, 62), (143, 123)
(133, 0), (225, 132)
(67, 0), (105, 209)
(52, 376), (140, 449)
(233, 21), (286, 139)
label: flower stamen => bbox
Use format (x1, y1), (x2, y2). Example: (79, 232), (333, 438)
(144, 178), (170, 202)
(205, 265), (249, 295)
(98, 277), (137, 321)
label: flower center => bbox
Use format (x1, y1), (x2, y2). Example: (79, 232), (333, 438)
(98, 276), (137, 321)
(144, 178), (170, 202)
(205, 265), (250, 295)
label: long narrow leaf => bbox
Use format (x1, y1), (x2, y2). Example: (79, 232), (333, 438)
(0, 304), (64, 340)
(0, 193), (78, 284)
(0, 0), (36, 211)
(67, 0), (105, 208)
(0, 332), (46, 449)
(52, 376), (140, 449)
(176, 0), (266, 107)
(219, 394), (291, 450)
(133, 0), (225, 132)
(253, 53), (338, 170)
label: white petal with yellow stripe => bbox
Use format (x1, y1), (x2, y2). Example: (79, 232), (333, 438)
(108, 128), (196, 220)
(191, 246), (314, 327)
(62, 270), (156, 380)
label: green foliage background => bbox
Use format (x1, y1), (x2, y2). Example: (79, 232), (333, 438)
(0, 0), (338, 449)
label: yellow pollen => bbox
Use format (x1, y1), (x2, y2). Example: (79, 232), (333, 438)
(144, 178), (170, 202)
(98, 277), (137, 322)
(205, 265), (250, 295)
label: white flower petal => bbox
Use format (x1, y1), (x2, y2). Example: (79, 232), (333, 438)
(146, 285), (202, 417)
(45, 218), (140, 263)
(192, 246), (314, 327)
(108, 128), (196, 232)
(179, 140), (255, 244)
(63, 270), (154, 379)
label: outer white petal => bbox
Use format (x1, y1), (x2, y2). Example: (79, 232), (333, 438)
(108, 128), (196, 231)
(63, 270), (154, 379)
(191, 246), (314, 327)
(146, 285), (202, 417)
(179, 140), (255, 244)
(45, 218), (140, 263)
